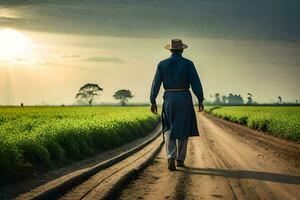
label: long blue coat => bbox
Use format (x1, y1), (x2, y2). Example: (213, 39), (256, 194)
(150, 53), (204, 140)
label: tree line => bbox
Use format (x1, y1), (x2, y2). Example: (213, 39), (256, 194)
(206, 92), (294, 106)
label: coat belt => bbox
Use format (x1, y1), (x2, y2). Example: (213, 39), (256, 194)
(164, 88), (189, 92)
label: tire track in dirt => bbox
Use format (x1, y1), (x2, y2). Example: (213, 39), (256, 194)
(174, 173), (190, 200)
(199, 120), (260, 200)
(57, 135), (163, 200)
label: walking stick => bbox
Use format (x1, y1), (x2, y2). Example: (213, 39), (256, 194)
(161, 105), (165, 143)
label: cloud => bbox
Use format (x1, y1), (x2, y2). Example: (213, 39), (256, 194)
(0, 57), (53, 65)
(0, 59), (7, 64)
(84, 56), (124, 63)
(72, 42), (117, 49)
(0, 17), (27, 25)
(62, 54), (81, 58)
(2, 0), (299, 41)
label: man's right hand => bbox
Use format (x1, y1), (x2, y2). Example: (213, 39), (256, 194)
(198, 102), (204, 112)
(151, 103), (158, 114)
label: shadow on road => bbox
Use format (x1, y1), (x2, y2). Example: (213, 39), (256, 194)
(176, 167), (300, 185)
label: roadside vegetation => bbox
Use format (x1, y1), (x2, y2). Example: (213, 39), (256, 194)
(0, 107), (159, 184)
(205, 106), (300, 142)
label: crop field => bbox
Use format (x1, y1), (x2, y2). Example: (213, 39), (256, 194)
(0, 106), (159, 182)
(205, 106), (300, 142)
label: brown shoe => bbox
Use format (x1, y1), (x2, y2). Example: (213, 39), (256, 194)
(177, 160), (185, 167)
(168, 158), (176, 171)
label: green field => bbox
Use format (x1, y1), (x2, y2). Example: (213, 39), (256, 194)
(0, 107), (159, 182)
(205, 106), (300, 142)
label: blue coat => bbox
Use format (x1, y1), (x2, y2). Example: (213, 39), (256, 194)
(150, 53), (204, 140)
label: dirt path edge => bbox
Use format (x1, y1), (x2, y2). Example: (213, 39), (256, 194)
(204, 113), (300, 167)
(24, 130), (163, 200)
(103, 140), (164, 200)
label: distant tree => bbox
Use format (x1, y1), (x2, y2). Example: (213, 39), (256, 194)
(76, 83), (103, 106)
(237, 94), (244, 105)
(113, 89), (134, 106)
(214, 93), (221, 105)
(246, 93), (253, 105)
(228, 93), (244, 105)
(222, 95), (227, 104)
(278, 96), (282, 103)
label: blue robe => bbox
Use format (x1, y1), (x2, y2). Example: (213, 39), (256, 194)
(150, 53), (204, 140)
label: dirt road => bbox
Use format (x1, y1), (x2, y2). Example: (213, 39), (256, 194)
(118, 113), (300, 200)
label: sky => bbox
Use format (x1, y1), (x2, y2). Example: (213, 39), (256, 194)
(0, 0), (300, 105)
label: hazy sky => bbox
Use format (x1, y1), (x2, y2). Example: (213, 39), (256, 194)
(0, 0), (300, 105)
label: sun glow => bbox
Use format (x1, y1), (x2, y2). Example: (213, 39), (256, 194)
(0, 29), (32, 61)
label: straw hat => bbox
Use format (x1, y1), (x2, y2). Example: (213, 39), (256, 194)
(165, 39), (188, 50)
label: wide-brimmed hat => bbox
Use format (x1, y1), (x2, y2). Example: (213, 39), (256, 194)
(165, 39), (188, 50)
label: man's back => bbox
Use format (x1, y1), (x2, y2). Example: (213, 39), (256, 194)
(158, 53), (193, 90)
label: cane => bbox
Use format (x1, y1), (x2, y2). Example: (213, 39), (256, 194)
(161, 104), (166, 143)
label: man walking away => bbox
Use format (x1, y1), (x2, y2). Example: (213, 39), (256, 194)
(150, 39), (204, 171)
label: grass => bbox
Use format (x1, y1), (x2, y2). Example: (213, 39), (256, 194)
(205, 106), (300, 142)
(0, 106), (159, 184)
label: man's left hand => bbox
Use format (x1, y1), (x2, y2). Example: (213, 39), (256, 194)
(151, 103), (158, 114)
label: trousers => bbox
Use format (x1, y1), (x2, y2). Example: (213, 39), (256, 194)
(164, 130), (188, 162)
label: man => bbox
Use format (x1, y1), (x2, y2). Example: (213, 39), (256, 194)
(150, 39), (204, 171)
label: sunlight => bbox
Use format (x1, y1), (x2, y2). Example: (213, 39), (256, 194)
(0, 29), (32, 61)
